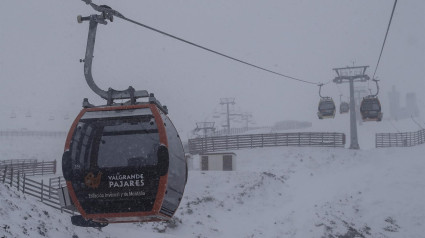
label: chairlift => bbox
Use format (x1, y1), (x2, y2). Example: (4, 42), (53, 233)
(360, 79), (383, 121)
(62, 4), (187, 227)
(317, 84), (336, 119)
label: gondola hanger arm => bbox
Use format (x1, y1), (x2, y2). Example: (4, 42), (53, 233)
(78, 7), (151, 106)
(371, 78), (380, 97)
(318, 83), (325, 99)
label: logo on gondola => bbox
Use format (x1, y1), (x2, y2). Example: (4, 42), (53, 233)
(85, 172), (102, 189)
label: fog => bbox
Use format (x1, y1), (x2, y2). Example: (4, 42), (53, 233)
(1, 0), (424, 140)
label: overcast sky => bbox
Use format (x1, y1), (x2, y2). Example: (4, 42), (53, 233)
(1, 0), (424, 139)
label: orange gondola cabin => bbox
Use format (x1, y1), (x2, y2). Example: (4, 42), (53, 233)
(62, 103), (187, 226)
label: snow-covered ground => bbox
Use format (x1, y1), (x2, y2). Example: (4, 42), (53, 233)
(1, 135), (424, 237)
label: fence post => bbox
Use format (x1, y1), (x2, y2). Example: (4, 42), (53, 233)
(309, 133), (311, 146)
(250, 134), (252, 148)
(286, 134), (289, 146)
(10, 167), (13, 187)
(2, 166), (7, 183)
(41, 179), (44, 202)
(226, 136), (229, 150)
(261, 134), (264, 147)
(49, 178), (52, 199)
(298, 133), (301, 146)
(275, 133), (278, 146)
(375, 134), (377, 148)
(17, 171), (20, 191)
(22, 175), (26, 194)
(42, 161), (44, 176)
(53, 160), (57, 174)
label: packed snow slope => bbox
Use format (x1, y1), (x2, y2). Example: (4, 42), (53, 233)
(1, 144), (424, 238)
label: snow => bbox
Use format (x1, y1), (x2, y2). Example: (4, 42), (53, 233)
(0, 0), (424, 236)
(1, 138), (425, 237)
(0, 184), (105, 238)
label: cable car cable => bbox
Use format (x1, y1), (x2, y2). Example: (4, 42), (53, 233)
(372, 0), (398, 80)
(411, 115), (424, 130)
(389, 120), (401, 133)
(81, 0), (320, 86)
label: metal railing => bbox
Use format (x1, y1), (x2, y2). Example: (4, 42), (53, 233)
(376, 129), (425, 148)
(0, 159), (38, 166)
(0, 130), (67, 138)
(0, 166), (74, 215)
(189, 132), (346, 154)
(0, 160), (56, 176)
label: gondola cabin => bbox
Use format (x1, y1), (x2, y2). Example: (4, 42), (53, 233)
(317, 97), (336, 119)
(339, 102), (349, 114)
(62, 103), (187, 226)
(360, 96), (383, 121)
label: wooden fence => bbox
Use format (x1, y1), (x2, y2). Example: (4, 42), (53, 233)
(188, 132), (346, 154)
(0, 160), (56, 176)
(0, 130), (67, 138)
(376, 129), (425, 148)
(0, 167), (74, 215)
(0, 159), (38, 166)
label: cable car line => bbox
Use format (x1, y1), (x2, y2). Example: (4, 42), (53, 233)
(389, 119), (401, 133)
(411, 115), (424, 130)
(372, 0), (398, 80)
(81, 0), (319, 86)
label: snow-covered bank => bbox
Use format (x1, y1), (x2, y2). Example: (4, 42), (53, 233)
(2, 145), (422, 237)
(0, 184), (107, 238)
(142, 146), (424, 238)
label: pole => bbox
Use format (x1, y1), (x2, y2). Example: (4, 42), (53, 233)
(349, 79), (360, 149)
(226, 103), (230, 134)
(220, 98), (235, 135)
